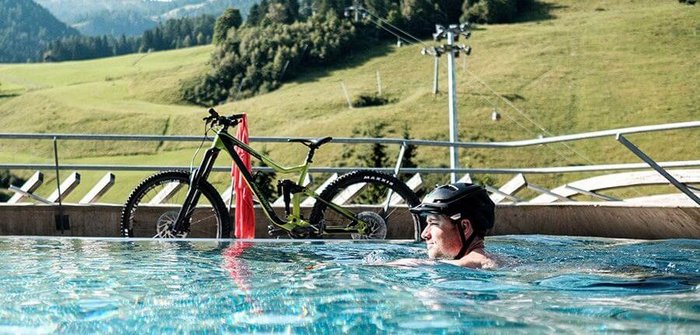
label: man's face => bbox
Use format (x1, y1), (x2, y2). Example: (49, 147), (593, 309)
(420, 214), (462, 259)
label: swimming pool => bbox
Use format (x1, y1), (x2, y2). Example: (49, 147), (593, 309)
(0, 236), (698, 334)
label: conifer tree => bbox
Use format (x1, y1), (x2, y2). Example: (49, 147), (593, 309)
(213, 8), (243, 43)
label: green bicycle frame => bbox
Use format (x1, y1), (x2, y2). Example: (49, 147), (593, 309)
(211, 128), (365, 235)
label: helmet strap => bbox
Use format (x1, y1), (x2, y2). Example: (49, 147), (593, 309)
(454, 221), (476, 260)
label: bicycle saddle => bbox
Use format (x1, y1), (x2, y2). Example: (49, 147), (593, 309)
(288, 136), (333, 149)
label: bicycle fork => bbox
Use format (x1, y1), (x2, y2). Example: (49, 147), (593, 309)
(172, 147), (220, 235)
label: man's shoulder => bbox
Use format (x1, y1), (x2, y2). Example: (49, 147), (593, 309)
(456, 250), (497, 269)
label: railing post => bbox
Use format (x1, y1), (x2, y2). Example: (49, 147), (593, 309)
(433, 57), (439, 94)
(383, 141), (407, 214)
(53, 137), (69, 232)
(393, 142), (407, 178)
(617, 134), (700, 205)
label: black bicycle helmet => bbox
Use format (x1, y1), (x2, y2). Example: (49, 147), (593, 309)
(411, 183), (495, 232)
(410, 183), (495, 259)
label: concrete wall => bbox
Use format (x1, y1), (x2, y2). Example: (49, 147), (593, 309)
(493, 203), (700, 239)
(1, 203), (698, 239)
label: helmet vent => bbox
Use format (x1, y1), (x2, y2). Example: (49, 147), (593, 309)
(441, 184), (460, 192)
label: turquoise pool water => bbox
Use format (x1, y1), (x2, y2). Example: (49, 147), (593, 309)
(0, 236), (698, 334)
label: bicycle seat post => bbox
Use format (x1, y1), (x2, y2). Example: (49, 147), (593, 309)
(305, 147), (317, 164)
(288, 137), (332, 164)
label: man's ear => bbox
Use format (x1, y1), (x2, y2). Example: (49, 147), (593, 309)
(460, 219), (472, 231)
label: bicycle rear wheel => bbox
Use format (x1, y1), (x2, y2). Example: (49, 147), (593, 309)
(309, 170), (420, 239)
(121, 171), (232, 238)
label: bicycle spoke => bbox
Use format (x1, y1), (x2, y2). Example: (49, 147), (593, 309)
(310, 171), (420, 239)
(382, 207), (402, 221)
(189, 213), (218, 226)
(153, 229), (167, 239)
(121, 171), (230, 239)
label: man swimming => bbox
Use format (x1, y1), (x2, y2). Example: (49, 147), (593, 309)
(388, 183), (497, 268)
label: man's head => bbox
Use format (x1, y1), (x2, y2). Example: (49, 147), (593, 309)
(410, 183), (495, 259)
(419, 213), (468, 259)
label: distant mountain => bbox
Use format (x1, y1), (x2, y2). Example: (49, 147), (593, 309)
(71, 10), (160, 37)
(0, 0), (79, 62)
(35, 0), (256, 36)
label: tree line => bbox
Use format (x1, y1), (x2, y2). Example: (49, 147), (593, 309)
(42, 15), (216, 62)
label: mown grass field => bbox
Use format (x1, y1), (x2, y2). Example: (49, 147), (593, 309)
(0, 0), (698, 203)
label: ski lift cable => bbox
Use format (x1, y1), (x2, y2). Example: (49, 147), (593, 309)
(357, 5), (597, 168)
(464, 72), (646, 198)
(344, 3), (428, 47)
(361, 10), (429, 47)
(363, 16), (413, 45)
(355, 4), (590, 166)
(362, 16), (418, 47)
(465, 68), (553, 136)
(357, 0), (434, 46)
(461, 79), (588, 166)
(352, 5), (632, 189)
(464, 68), (601, 167)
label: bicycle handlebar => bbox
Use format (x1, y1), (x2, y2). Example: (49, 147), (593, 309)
(203, 108), (245, 128)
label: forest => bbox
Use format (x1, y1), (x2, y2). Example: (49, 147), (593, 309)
(2, 0), (533, 64)
(183, 0), (536, 105)
(0, 0), (79, 62)
(42, 15), (217, 62)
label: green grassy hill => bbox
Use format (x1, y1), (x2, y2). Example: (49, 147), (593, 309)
(0, 0), (698, 203)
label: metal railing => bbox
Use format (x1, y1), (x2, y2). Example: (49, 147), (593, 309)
(1, 120), (699, 204)
(1, 120), (697, 148)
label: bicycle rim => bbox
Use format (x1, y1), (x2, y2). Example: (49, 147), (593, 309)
(310, 170), (420, 239)
(121, 171), (231, 238)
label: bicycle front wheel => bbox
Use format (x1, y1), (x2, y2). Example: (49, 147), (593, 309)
(121, 171), (232, 238)
(309, 170), (420, 239)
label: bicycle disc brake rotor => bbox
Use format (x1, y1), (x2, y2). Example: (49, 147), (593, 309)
(155, 211), (188, 238)
(351, 211), (387, 239)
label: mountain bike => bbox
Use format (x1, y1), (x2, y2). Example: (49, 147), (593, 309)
(120, 108), (421, 240)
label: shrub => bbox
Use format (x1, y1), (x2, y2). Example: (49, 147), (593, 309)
(352, 93), (392, 108)
(0, 170), (26, 202)
(461, 0), (534, 24)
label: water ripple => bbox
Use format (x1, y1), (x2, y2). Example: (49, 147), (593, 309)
(0, 236), (697, 333)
